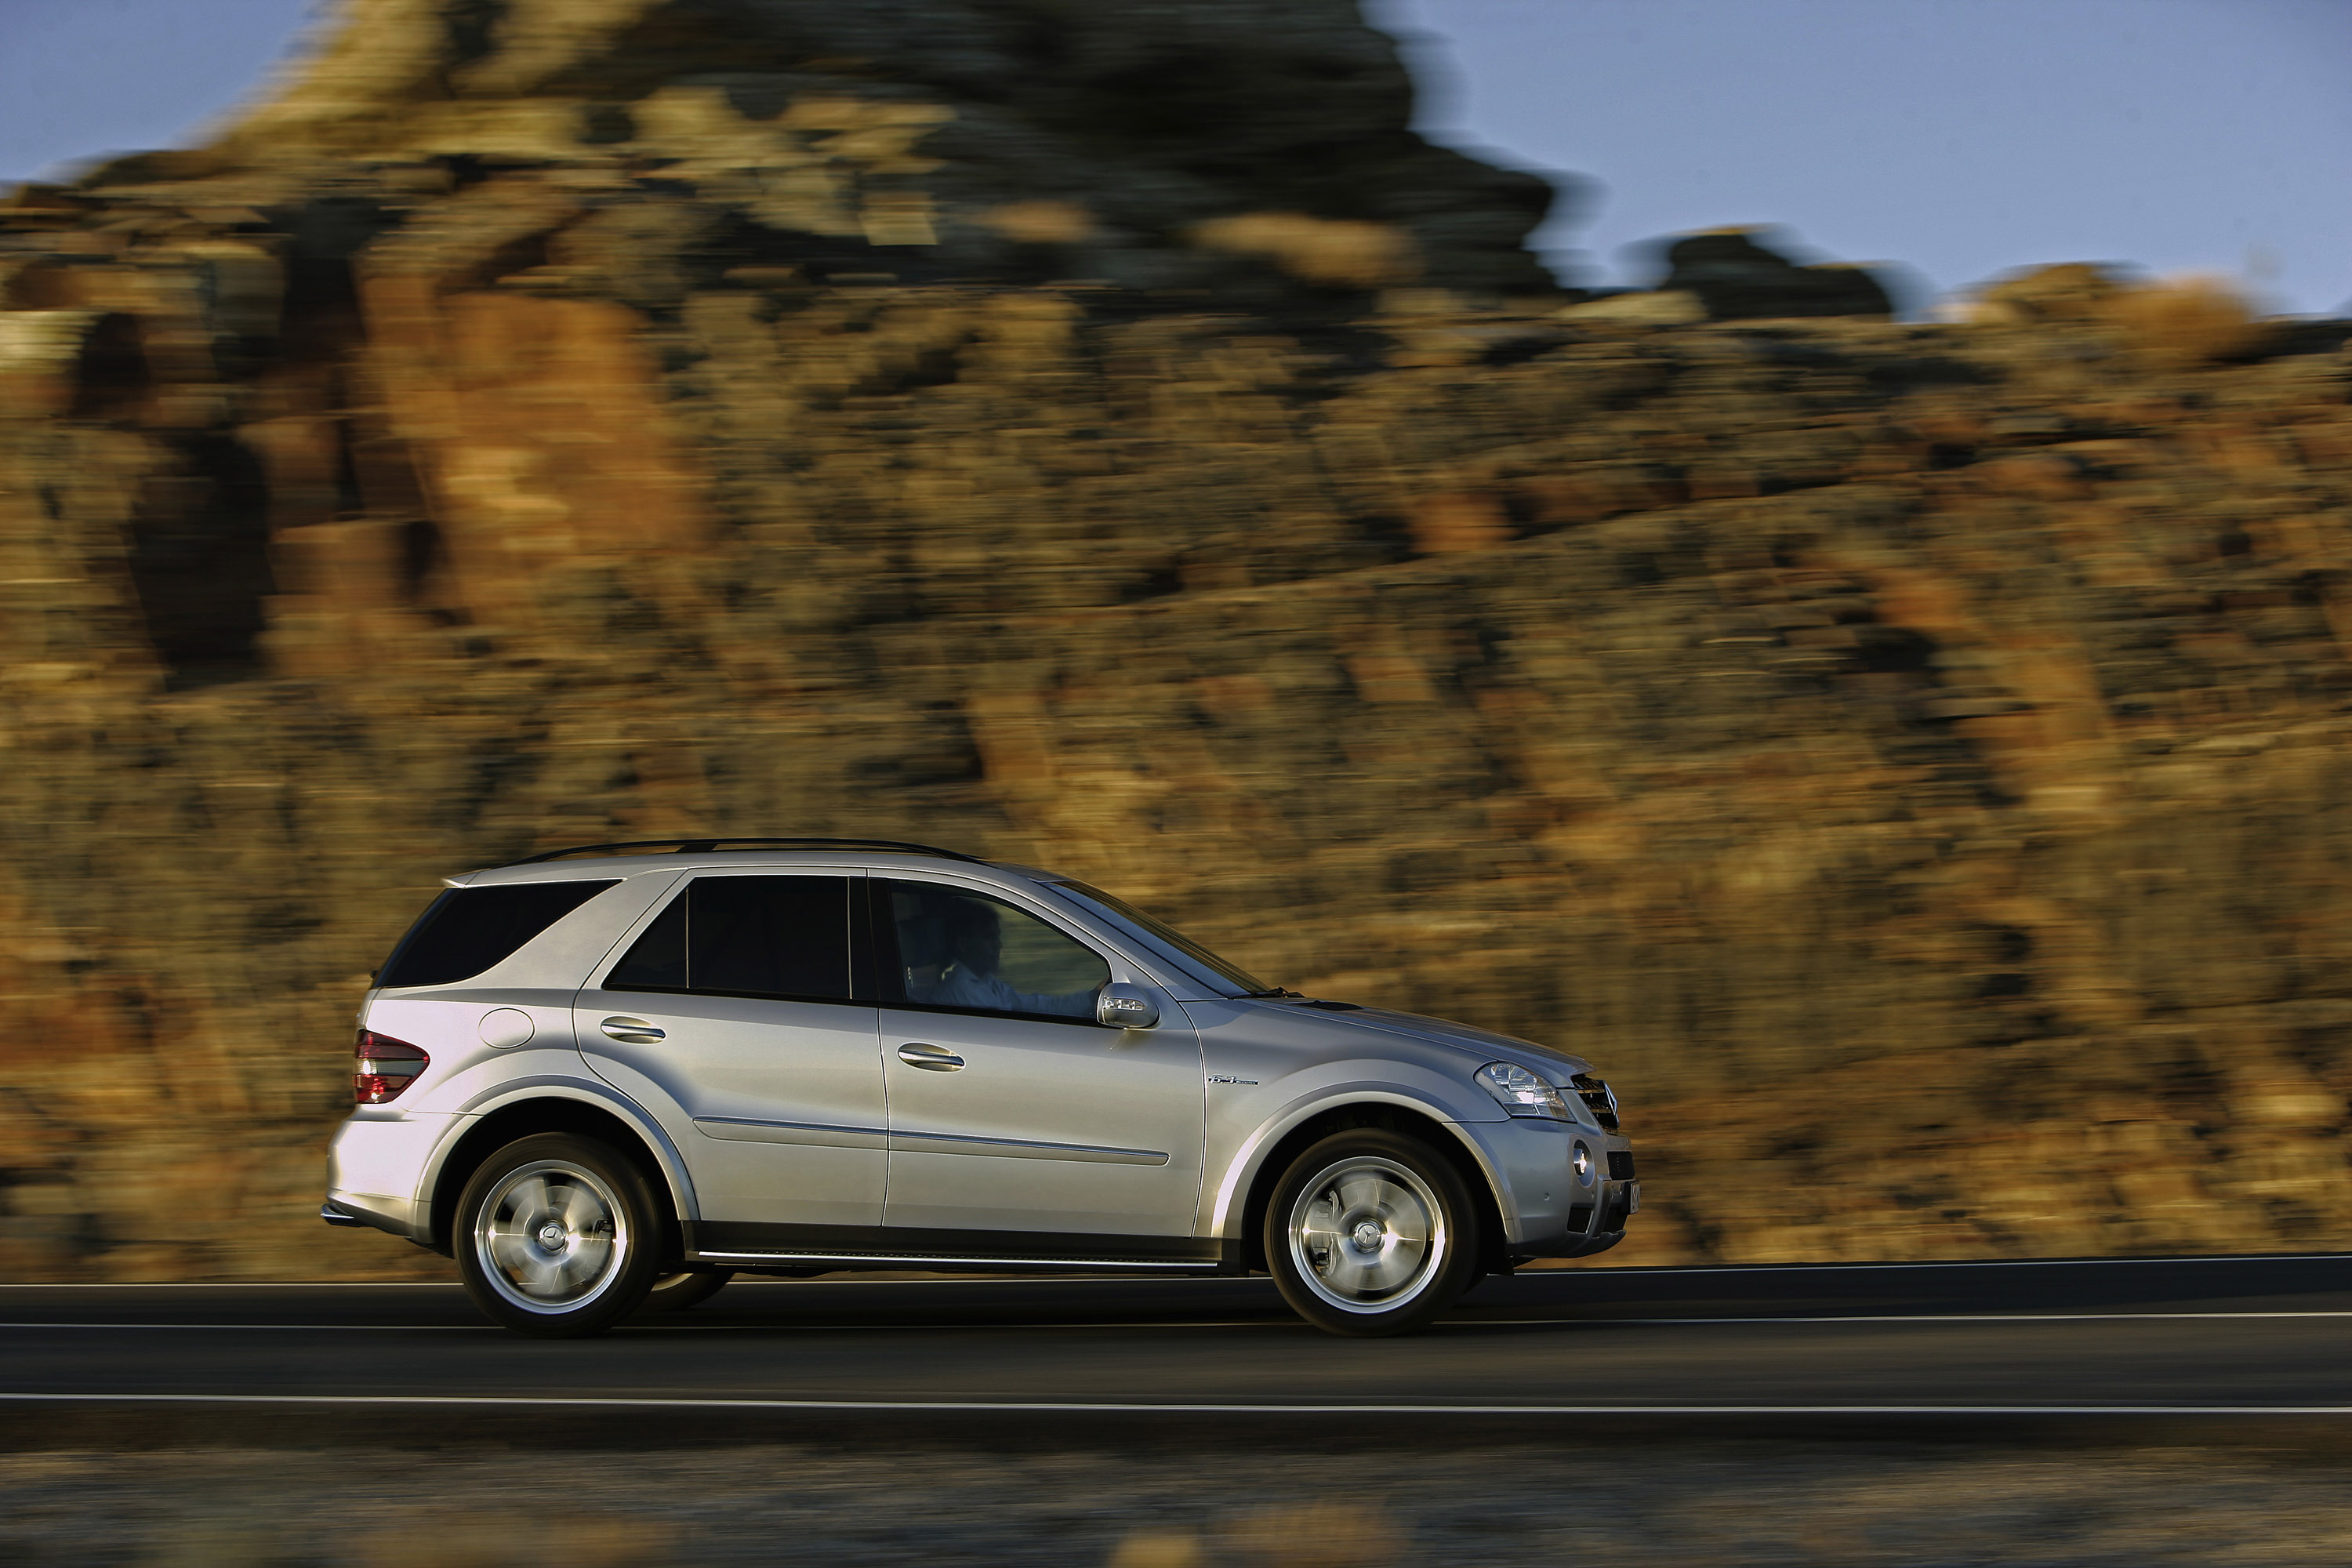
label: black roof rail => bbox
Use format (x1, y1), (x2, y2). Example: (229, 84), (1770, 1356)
(502, 837), (991, 867)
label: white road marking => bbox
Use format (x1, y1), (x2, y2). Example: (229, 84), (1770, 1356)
(2, 1392), (2350, 1416)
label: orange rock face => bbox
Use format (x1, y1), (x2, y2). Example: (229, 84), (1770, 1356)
(1, 1), (2350, 1280)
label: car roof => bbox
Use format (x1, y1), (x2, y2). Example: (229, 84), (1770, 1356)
(453, 848), (1058, 891)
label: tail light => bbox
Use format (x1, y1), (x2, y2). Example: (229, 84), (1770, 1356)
(354, 1031), (429, 1105)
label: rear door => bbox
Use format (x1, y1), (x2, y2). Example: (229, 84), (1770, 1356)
(574, 872), (885, 1229)
(875, 877), (1205, 1244)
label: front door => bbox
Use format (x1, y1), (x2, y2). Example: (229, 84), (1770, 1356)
(575, 872), (885, 1229)
(875, 878), (1205, 1245)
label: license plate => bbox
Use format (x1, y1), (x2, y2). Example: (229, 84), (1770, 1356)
(1628, 1181), (1642, 1214)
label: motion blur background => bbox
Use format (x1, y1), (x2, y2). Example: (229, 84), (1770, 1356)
(2, 0), (2351, 1283)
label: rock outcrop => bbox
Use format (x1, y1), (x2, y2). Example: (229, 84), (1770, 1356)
(3, 1), (2351, 1279)
(207, 0), (1563, 298)
(1650, 226), (1898, 321)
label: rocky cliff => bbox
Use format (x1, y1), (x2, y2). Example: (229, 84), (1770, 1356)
(3, 0), (2350, 1279)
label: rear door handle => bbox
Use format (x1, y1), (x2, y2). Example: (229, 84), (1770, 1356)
(601, 1016), (666, 1044)
(897, 1042), (964, 1072)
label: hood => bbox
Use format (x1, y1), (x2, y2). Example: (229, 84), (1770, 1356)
(1265, 1001), (1593, 1080)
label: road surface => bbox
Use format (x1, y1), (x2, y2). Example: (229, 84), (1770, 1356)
(5, 1254), (2350, 1423)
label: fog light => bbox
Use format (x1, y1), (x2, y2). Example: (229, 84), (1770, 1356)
(1573, 1142), (1595, 1186)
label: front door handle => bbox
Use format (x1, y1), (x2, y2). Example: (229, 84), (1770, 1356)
(897, 1042), (964, 1072)
(601, 1016), (666, 1044)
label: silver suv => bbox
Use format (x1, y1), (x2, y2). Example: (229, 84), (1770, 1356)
(324, 839), (1637, 1337)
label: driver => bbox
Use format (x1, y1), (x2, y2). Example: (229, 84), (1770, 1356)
(908, 897), (1094, 1018)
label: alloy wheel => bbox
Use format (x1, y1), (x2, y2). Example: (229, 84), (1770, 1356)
(1285, 1154), (1447, 1314)
(472, 1159), (630, 1315)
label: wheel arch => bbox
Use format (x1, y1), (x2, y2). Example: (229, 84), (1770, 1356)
(1221, 1096), (1511, 1276)
(424, 1087), (692, 1261)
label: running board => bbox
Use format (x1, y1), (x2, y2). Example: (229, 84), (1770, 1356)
(692, 1249), (1221, 1273)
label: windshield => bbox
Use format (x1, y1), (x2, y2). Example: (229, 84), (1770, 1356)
(1041, 880), (1276, 998)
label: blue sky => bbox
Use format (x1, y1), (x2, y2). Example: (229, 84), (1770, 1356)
(3, 0), (2347, 313)
(1372, 0), (2352, 314)
(0, 0), (321, 180)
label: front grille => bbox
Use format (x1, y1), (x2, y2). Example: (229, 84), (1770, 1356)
(1566, 1203), (1595, 1235)
(1608, 1149), (1635, 1181)
(1571, 1073), (1620, 1131)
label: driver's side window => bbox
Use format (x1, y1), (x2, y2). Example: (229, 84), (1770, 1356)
(885, 880), (1109, 1022)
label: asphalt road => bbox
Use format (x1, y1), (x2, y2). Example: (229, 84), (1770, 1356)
(5, 1254), (2352, 1421)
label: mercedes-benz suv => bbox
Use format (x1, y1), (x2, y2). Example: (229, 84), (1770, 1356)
(323, 838), (1637, 1337)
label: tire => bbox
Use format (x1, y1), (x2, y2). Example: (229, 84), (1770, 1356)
(454, 1133), (662, 1338)
(639, 1269), (734, 1315)
(1264, 1129), (1482, 1338)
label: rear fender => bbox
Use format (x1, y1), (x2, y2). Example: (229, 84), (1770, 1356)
(421, 1075), (700, 1239)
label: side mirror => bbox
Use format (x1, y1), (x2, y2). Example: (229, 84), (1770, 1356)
(1096, 983), (1160, 1030)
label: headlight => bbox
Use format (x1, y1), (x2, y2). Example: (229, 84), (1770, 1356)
(1475, 1061), (1573, 1120)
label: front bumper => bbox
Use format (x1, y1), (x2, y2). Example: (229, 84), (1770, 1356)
(1512, 1176), (1639, 1259)
(1476, 1112), (1639, 1259)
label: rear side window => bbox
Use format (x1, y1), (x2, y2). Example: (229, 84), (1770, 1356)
(606, 876), (854, 1003)
(378, 881), (618, 989)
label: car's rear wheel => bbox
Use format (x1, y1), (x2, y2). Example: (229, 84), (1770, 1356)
(640, 1269), (734, 1315)
(1264, 1128), (1480, 1338)
(455, 1133), (661, 1338)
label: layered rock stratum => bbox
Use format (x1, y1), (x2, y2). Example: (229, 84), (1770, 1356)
(2, 0), (2350, 1279)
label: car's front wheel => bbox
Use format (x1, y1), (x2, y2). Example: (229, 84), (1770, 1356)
(1265, 1128), (1481, 1337)
(455, 1133), (661, 1338)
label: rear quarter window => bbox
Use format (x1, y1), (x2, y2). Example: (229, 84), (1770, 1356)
(378, 880), (618, 989)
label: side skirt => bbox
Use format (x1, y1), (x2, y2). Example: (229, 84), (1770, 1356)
(687, 1221), (1243, 1275)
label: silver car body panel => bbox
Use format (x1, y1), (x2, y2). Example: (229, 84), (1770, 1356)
(437, 1072), (704, 1222)
(326, 1072), (703, 1248)
(568, 863), (884, 1229)
(1183, 997), (1519, 1240)
(324, 1110), (452, 1236)
(332, 849), (1634, 1265)
(879, 999), (1205, 1235)
(866, 865), (1206, 1238)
